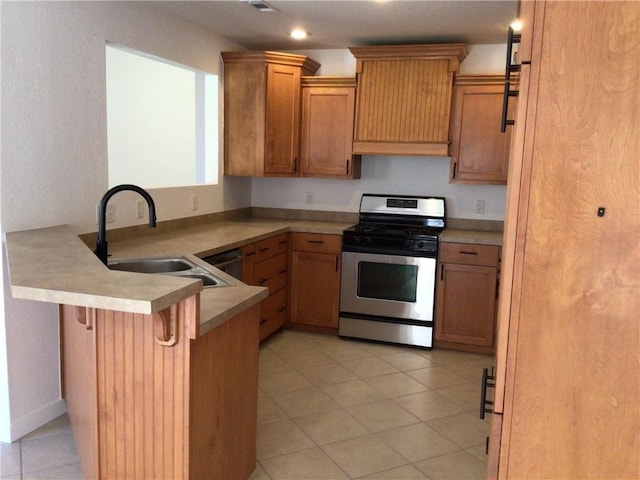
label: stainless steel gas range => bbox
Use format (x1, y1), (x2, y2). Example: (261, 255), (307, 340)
(339, 194), (446, 348)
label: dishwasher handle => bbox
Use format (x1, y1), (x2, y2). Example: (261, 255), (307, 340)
(209, 255), (242, 269)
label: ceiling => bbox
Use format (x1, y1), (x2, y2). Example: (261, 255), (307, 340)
(154, 1), (519, 51)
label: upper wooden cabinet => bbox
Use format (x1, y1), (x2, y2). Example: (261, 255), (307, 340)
(300, 77), (361, 179)
(222, 51), (320, 177)
(449, 75), (512, 185)
(349, 44), (467, 156)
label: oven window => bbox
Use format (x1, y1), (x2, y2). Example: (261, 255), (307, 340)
(357, 262), (418, 302)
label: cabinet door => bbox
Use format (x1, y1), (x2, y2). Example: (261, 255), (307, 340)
(300, 84), (360, 178)
(222, 60), (266, 176)
(264, 63), (301, 176)
(290, 251), (340, 328)
(435, 262), (497, 347)
(449, 81), (511, 184)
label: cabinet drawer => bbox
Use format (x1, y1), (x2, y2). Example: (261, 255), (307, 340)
(291, 233), (342, 254)
(259, 288), (287, 341)
(253, 233), (290, 262)
(252, 252), (288, 293)
(439, 242), (499, 267)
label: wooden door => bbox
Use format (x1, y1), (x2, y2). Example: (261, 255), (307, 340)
(264, 63), (300, 176)
(498, 2), (640, 477)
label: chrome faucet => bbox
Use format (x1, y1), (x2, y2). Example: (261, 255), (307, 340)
(95, 184), (157, 265)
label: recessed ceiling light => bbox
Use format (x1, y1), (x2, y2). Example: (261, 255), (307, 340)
(290, 28), (308, 40)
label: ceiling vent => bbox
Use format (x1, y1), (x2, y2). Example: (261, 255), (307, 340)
(246, 0), (279, 13)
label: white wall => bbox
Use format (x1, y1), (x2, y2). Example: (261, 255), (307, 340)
(0, 1), (247, 442)
(253, 45), (508, 220)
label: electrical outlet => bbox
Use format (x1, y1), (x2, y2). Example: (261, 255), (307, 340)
(136, 200), (145, 219)
(475, 199), (485, 214)
(106, 204), (116, 223)
(191, 194), (199, 211)
(305, 192), (314, 205)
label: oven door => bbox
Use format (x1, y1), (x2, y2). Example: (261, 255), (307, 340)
(340, 251), (436, 322)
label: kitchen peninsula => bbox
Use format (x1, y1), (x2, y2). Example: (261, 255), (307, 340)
(4, 217), (352, 479)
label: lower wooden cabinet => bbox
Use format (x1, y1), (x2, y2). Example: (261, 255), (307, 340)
(289, 233), (342, 331)
(242, 232), (290, 341)
(435, 242), (500, 353)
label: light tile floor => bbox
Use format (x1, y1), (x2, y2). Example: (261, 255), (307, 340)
(0, 330), (494, 479)
(252, 331), (494, 480)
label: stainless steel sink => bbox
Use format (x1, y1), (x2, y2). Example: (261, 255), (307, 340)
(108, 256), (233, 288)
(108, 257), (194, 273)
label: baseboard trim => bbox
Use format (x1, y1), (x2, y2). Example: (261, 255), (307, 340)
(1, 399), (67, 442)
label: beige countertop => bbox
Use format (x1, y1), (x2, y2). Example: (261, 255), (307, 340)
(108, 218), (353, 259)
(440, 229), (503, 246)
(4, 219), (353, 336)
(5, 218), (500, 335)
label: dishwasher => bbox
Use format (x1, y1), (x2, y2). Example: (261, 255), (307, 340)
(201, 248), (243, 281)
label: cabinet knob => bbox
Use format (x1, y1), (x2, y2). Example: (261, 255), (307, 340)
(258, 277), (269, 284)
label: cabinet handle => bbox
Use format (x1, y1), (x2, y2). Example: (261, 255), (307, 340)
(279, 239), (289, 245)
(335, 255), (339, 272)
(245, 251), (256, 257)
(258, 277), (269, 284)
(452, 162), (457, 179)
(480, 367), (496, 419)
(440, 264), (444, 281)
(346, 158), (350, 174)
(259, 247), (270, 252)
(459, 251), (478, 255)
(277, 306), (286, 313)
(259, 318), (268, 325)
(308, 240), (324, 244)
(500, 26), (522, 132)
(278, 269), (288, 274)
